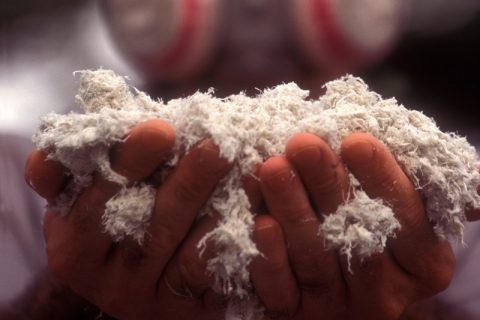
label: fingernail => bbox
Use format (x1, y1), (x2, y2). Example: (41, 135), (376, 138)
(292, 146), (322, 169)
(264, 169), (295, 193)
(254, 223), (277, 244)
(140, 127), (170, 154)
(353, 140), (376, 163)
(197, 140), (230, 174)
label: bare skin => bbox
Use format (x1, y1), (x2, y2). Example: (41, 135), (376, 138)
(25, 121), (479, 319)
(27, 119), (233, 319)
(252, 132), (458, 319)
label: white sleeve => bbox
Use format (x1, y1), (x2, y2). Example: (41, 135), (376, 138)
(435, 137), (479, 316)
(0, 135), (46, 305)
(435, 222), (480, 317)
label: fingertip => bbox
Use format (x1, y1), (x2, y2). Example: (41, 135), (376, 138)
(125, 118), (176, 157)
(260, 156), (288, 175)
(259, 157), (292, 183)
(340, 133), (378, 168)
(286, 133), (326, 172)
(136, 119), (176, 152)
(24, 150), (68, 199)
(259, 157), (297, 197)
(285, 132), (322, 157)
(111, 119), (176, 181)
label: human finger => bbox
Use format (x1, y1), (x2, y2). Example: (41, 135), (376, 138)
(46, 119), (175, 290)
(286, 132), (350, 215)
(154, 213), (226, 320)
(24, 150), (68, 202)
(259, 156), (345, 317)
(142, 139), (232, 279)
(466, 208), (480, 221)
(465, 185), (480, 221)
(95, 139), (231, 318)
(250, 215), (299, 319)
(341, 133), (455, 295)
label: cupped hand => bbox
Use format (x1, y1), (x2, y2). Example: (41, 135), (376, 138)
(24, 119), (239, 319)
(251, 132), (456, 320)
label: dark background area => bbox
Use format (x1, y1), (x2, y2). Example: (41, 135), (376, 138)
(2, 1), (479, 142)
(2, 0), (82, 22)
(364, 14), (480, 141)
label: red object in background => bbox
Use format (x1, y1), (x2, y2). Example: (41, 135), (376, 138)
(291, 0), (408, 74)
(102, 0), (407, 83)
(102, 0), (223, 82)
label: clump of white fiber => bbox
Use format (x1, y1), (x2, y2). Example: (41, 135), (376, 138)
(320, 185), (401, 272)
(104, 183), (156, 243)
(33, 70), (480, 316)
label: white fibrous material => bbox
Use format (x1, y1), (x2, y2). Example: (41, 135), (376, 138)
(104, 183), (156, 243)
(320, 187), (400, 272)
(33, 69), (480, 316)
(197, 172), (259, 297)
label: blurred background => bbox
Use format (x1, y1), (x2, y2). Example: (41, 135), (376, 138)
(1, 0), (480, 312)
(1, 0), (479, 144)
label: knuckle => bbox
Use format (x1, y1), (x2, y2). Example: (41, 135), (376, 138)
(417, 249), (455, 296)
(278, 204), (314, 225)
(177, 248), (208, 288)
(307, 171), (343, 197)
(296, 261), (338, 295)
(145, 222), (183, 259)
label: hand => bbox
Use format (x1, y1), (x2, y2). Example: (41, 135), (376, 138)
(25, 119), (238, 319)
(250, 132), (456, 319)
(466, 181), (480, 220)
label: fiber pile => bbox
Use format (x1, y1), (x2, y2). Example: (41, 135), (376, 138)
(34, 69), (480, 319)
